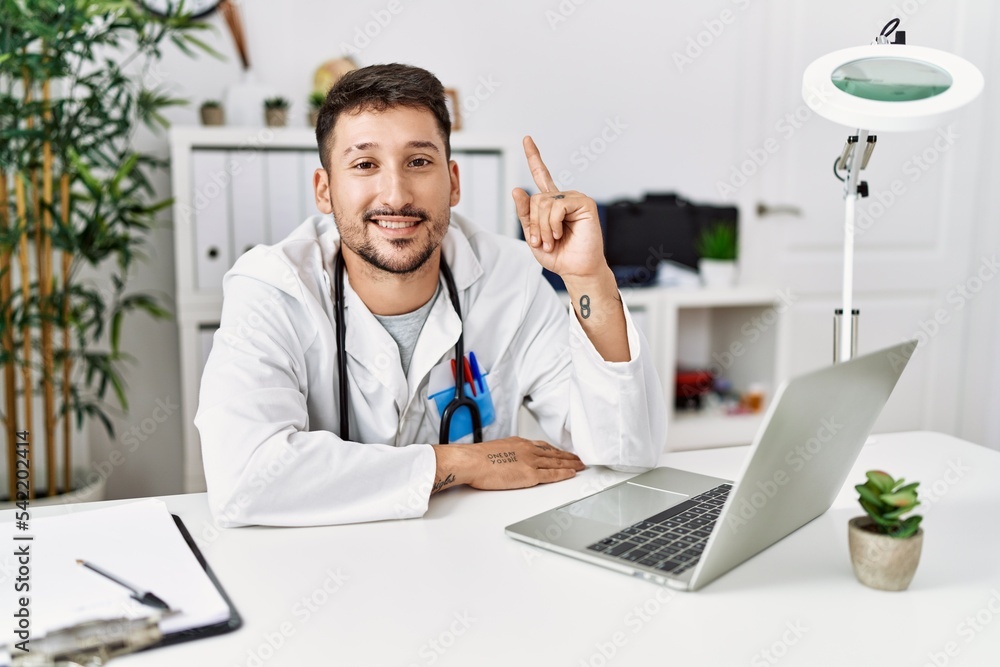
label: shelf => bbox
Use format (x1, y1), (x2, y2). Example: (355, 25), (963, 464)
(667, 409), (766, 449)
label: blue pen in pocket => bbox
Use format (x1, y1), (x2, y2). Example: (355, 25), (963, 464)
(429, 352), (496, 441)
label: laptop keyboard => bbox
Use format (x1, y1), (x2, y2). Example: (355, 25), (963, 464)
(585, 483), (731, 576)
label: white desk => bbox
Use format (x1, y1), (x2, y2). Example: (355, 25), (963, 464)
(11, 431), (1000, 666)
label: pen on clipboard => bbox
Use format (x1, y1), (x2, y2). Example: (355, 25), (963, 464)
(77, 559), (171, 611)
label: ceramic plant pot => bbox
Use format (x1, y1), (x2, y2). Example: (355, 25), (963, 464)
(200, 106), (224, 126)
(848, 516), (923, 591)
(698, 259), (738, 288)
(0, 471), (107, 510)
(265, 108), (288, 127)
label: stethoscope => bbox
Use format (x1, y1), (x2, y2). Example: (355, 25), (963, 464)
(333, 250), (483, 444)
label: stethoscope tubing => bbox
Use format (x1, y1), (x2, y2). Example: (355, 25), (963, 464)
(333, 250), (482, 444)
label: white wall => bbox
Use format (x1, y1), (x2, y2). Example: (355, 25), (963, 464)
(96, 0), (1000, 499)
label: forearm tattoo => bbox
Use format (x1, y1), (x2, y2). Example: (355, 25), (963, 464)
(433, 473), (456, 493)
(488, 451), (518, 465)
(579, 294), (591, 319)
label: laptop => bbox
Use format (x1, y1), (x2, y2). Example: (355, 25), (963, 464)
(506, 340), (917, 591)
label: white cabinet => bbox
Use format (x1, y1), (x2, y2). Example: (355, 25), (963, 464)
(190, 150), (232, 290)
(535, 286), (787, 452)
(657, 288), (788, 450)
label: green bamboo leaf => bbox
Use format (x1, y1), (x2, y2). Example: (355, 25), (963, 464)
(111, 309), (123, 354)
(110, 153), (139, 194)
(179, 33), (224, 59)
(109, 368), (128, 412)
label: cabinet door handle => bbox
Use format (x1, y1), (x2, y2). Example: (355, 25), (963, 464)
(207, 246), (219, 259)
(756, 202), (803, 217)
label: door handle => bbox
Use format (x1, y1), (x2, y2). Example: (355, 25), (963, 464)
(756, 202), (803, 217)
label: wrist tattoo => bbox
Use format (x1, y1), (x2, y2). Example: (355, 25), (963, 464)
(433, 473), (456, 493)
(579, 294), (591, 319)
(488, 451), (518, 465)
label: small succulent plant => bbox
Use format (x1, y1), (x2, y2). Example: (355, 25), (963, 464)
(855, 470), (923, 539)
(264, 96), (289, 109)
(201, 99), (221, 108)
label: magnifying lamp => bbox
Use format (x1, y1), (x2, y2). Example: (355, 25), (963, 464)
(801, 19), (984, 362)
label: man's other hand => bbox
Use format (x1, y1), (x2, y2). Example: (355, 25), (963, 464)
(431, 437), (585, 494)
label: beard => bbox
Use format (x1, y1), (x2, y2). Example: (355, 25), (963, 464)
(334, 203), (451, 275)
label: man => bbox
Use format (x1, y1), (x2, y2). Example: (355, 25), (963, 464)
(196, 63), (666, 527)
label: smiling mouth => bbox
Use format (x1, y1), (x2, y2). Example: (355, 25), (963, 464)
(372, 217), (421, 229)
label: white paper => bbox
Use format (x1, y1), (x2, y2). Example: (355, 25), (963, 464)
(2, 499), (231, 643)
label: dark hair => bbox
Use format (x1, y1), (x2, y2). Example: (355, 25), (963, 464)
(315, 63), (452, 170)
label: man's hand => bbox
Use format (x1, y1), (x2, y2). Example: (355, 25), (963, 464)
(512, 135), (631, 362)
(512, 136), (607, 280)
(430, 437), (585, 494)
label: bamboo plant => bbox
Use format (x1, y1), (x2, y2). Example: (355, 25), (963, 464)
(0, 0), (217, 500)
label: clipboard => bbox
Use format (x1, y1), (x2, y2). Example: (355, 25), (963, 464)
(2, 499), (243, 656)
(150, 514), (242, 649)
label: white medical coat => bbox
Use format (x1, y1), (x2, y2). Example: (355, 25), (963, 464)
(195, 213), (667, 527)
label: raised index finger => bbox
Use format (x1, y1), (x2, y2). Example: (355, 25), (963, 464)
(523, 135), (558, 193)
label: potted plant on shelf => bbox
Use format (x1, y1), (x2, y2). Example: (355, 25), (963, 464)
(695, 221), (738, 287)
(848, 470), (924, 591)
(0, 0), (215, 505)
(308, 91), (326, 127)
(264, 97), (289, 127)
(200, 100), (225, 126)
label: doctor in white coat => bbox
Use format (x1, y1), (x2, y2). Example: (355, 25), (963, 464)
(196, 64), (667, 527)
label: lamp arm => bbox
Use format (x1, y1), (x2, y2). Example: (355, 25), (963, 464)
(836, 128), (869, 362)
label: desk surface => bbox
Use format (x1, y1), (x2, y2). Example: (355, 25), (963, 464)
(10, 431), (1000, 666)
